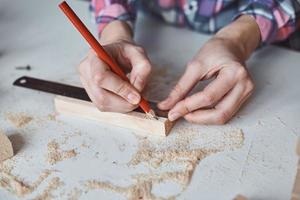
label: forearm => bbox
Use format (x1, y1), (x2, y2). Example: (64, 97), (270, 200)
(100, 21), (134, 45)
(215, 15), (261, 61)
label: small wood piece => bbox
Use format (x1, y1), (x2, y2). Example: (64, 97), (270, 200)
(54, 96), (175, 136)
(291, 139), (300, 200)
(233, 195), (248, 200)
(0, 132), (14, 162)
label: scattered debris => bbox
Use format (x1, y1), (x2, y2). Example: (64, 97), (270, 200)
(0, 170), (52, 197)
(86, 129), (244, 199)
(6, 113), (33, 128)
(47, 140), (77, 165)
(32, 177), (64, 200)
(67, 187), (82, 200)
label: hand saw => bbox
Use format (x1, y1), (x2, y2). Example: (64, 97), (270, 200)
(13, 76), (167, 117)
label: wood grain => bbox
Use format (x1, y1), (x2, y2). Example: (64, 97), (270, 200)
(54, 96), (175, 136)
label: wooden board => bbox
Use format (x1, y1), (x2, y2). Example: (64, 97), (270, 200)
(291, 138), (300, 200)
(233, 195), (248, 200)
(0, 132), (14, 162)
(54, 96), (175, 136)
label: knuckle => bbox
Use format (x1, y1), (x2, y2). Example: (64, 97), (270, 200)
(116, 82), (131, 96)
(142, 62), (152, 74)
(236, 67), (248, 80)
(200, 92), (215, 105)
(134, 46), (145, 54)
(246, 80), (255, 93)
(93, 71), (108, 86)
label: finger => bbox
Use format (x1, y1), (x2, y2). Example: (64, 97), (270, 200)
(91, 59), (141, 105)
(123, 45), (152, 92)
(167, 71), (237, 121)
(184, 82), (250, 124)
(158, 61), (205, 110)
(82, 77), (137, 112)
(91, 86), (138, 112)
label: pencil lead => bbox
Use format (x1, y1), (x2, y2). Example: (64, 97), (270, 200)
(147, 109), (159, 120)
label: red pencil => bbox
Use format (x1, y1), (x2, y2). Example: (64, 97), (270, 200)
(59, 1), (156, 118)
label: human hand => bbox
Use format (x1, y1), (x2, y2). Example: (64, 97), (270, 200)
(158, 15), (260, 124)
(79, 22), (152, 112)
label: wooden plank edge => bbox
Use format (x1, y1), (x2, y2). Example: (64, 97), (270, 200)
(54, 96), (175, 136)
(233, 194), (248, 200)
(292, 138), (300, 200)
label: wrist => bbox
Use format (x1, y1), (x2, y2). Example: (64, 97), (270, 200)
(100, 20), (133, 45)
(215, 15), (261, 60)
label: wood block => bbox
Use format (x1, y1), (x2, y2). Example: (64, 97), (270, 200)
(233, 195), (248, 200)
(54, 96), (175, 136)
(0, 132), (14, 162)
(292, 139), (300, 200)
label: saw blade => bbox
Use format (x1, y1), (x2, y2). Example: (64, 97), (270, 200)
(13, 76), (167, 117)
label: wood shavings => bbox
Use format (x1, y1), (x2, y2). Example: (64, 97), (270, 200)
(0, 162), (14, 174)
(32, 177), (64, 200)
(85, 129), (244, 199)
(67, 187), (82, 200)
(86, 179), (176, 200)
(6, 113), (33, 128)
(0, 131), (14, 162)
(47, 140), (77, 165)
(0, 170), (52, 197)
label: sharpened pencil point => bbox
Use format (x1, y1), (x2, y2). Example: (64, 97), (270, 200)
(147, 109), (158, 120)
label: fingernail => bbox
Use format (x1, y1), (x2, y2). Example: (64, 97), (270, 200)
(127, 93), (140, 104)
(169, 112), (180, 121)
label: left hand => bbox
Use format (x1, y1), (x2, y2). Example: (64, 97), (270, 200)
(158, 34), (256, 124)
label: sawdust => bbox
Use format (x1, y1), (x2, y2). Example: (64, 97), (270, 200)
(47, 140), (77, 165)
(6, 113), (33, 128)
(67, 187), (82, 200)
(0, 170), (52, 197)
(0, 162), (13, 174)
(86, 180), (176, 200)
(85, 128), (244, 199)
(32, 177), (64, 200)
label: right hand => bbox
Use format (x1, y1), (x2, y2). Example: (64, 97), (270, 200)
(79, 39), (152, 113)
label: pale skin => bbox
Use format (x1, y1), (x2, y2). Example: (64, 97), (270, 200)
(79, 15), (261, 124)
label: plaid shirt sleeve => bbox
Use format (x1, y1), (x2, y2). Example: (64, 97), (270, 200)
(236, 0), (300, 44)
(90, 0), (136, 34)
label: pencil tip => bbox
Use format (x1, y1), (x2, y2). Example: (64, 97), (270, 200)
(147, 109), (158, 120)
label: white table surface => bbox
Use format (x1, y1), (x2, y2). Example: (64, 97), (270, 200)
(0, 0), (299, 200)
